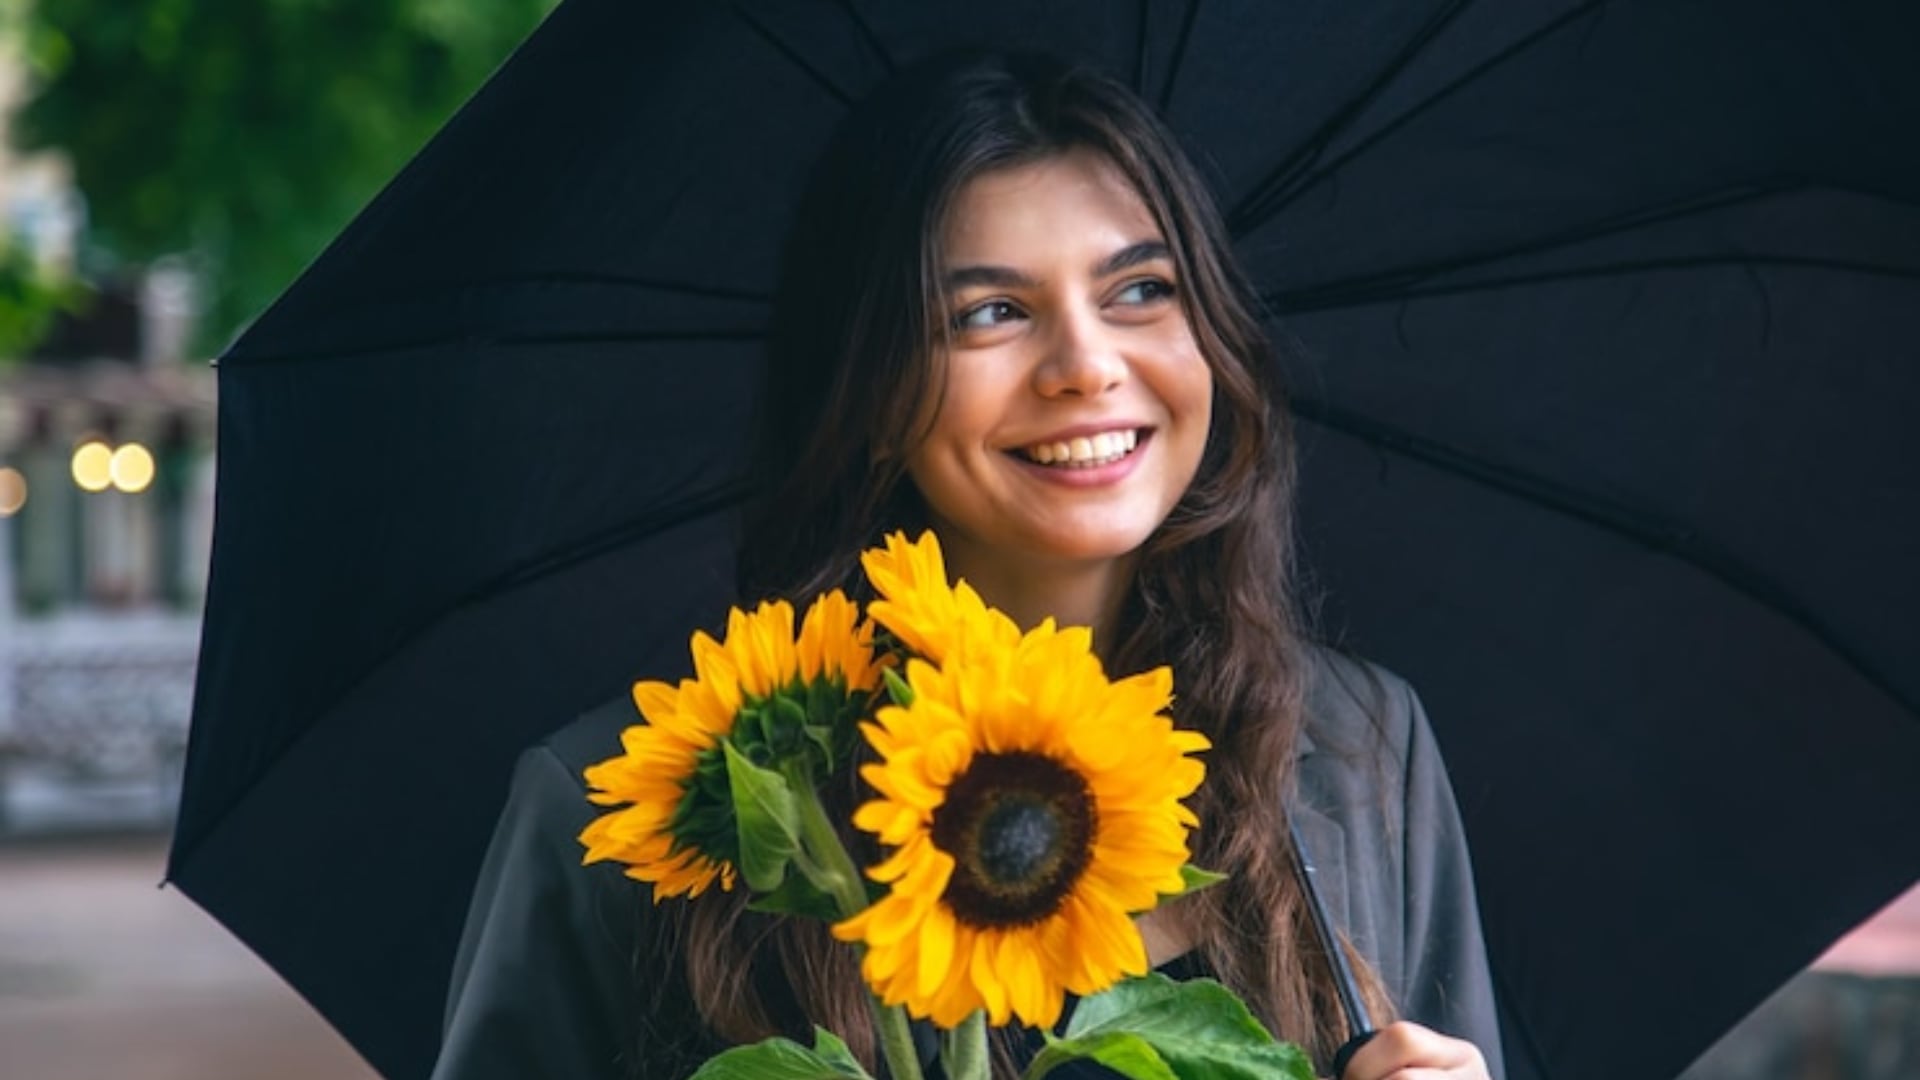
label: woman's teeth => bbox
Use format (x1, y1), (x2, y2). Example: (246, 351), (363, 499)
(1023, 429), (1139, 467)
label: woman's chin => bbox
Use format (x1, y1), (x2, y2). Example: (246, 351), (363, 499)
(1008, 522), (1163, 569)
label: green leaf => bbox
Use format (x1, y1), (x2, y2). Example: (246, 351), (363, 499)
(747, 871), (845, 922)
(723, 740), (802, 893)
(1167, 864), (1228, 897)
(687, 1034), (873, 1080)
(1027, 1031), (1178, 1080)
(810, 1028), (869, 1075)
(882, 666), (917, 707)
(1057, 974), (1314, 1080)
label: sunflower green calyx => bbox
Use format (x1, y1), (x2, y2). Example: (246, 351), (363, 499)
(579, 592), (880, 901)
(662, 673), (874, 878)
(881, 666), (916, 708)
(1171, 864), (1228, 897)
(731, 674), (874, 774)
(664, 742), (745, 870)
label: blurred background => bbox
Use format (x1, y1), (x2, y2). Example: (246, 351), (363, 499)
(0, 3), (1912, 1079)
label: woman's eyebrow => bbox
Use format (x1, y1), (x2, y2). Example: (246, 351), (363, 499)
(944, 240), (1172, 293)
(945, 264), (1035, 291)
(1093, 239), (1171, 278)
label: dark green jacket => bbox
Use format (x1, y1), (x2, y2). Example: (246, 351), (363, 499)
(430, 646), (1505, 1079)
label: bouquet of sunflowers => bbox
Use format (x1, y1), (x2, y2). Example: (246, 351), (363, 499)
(578, 531), (1312, 1080)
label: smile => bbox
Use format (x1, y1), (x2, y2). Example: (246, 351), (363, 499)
(1018, 429), (1141, 468)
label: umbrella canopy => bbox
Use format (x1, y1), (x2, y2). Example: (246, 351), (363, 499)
(169, 2), (1920, 1078)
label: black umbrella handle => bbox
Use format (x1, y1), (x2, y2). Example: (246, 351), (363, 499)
(1288, 817), (1377, 1074)
(1331, 1031), (1379, 1080)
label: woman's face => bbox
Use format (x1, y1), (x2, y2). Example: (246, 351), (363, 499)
(905, 148), (1214, 584)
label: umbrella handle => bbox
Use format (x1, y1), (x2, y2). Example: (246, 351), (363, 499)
(1331, 1031), (1379, 1080)
(1287, 817), (1377, 1072)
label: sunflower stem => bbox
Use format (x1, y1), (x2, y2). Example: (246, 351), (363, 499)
(941, 1010), (989, 1080)
(874, 1000), (928, 1080)
(783, 765), (926, 1080)
(783, 763), (869, 918)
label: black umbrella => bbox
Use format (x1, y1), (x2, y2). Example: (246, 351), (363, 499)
(168, 2), (1920, 1079)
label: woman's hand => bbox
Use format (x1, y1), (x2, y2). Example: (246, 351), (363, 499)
(1338, 1021), (1492, 1080)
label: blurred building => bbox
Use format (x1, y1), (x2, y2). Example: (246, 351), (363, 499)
(0, 34), (211, 831)
(0, 310), (214, 831)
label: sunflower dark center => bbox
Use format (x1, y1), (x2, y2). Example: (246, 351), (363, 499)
(931, 751), (1097, 928)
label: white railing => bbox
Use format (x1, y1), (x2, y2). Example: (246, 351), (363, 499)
(0, 610), (200, 832)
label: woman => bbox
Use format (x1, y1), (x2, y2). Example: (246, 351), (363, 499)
(432, 51), (1500, 1080)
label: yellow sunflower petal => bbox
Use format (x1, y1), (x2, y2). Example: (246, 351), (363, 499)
(968, 930), (1009, 1023)
(914, 905), (956, 998)
(862, 530), (957, 662)
(629, 680), (680, 726)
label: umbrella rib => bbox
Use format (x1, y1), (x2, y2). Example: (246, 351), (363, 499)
(277, 273), (771, 309)
(1404, 179), (1796, 276)
(1226, 0), (1481, 235)
(1154, 0), (1203, 113)
(225, 328), (765, 366)
(1291, 396), (1920, 724)
(1132, 0), (1151, 96)
(732, 2), (857, 106)
(1252, 177), (1895, 308)
(1229, 0), (1604, 238)
(227, 277), (771, 363)
(833, 0), (897, 77)
(453, 272), (770, 304)
(1265, 254), (1920, 314)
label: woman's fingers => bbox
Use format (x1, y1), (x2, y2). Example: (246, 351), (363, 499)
(1338, 1021), (1489, 1080)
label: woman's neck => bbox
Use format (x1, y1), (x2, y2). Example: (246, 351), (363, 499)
(1136, 903), (1198, 967)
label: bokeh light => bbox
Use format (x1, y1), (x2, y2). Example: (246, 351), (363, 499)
(0, 467), (25, 516)
(70, 440), (113, 491)
(109, 442), (157, 494)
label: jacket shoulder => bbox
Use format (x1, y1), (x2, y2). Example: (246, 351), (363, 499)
(541, 691), (644, 775)
(1297, 640), (1418, 763)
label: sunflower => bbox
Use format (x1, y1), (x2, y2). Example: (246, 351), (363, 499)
(861, 530), (1019, 664)
(580, 591), (880, 899)
(833, 617), (1209, 1029)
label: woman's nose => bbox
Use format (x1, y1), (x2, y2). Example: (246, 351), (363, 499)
(1032, 310), (1127, 398)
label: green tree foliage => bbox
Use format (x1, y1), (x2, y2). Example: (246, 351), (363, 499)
(15, 0), (557, 347)
(0, 240), (81, 360)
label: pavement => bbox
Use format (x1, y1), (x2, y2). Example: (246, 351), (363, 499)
(0, 833), (378, 1080)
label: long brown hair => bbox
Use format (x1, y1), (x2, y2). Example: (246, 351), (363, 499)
(668, 50), (1394, 1075)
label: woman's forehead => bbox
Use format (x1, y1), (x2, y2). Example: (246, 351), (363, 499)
(940, 149), (1165, 268)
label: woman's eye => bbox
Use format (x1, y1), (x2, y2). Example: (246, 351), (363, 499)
(1113, 278), (1177, 306)
(952, 300), (1023, 331)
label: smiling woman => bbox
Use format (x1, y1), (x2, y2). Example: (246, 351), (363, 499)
(908, 149), (1214, 635)
(431, 50), (1501, 1080)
